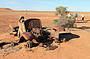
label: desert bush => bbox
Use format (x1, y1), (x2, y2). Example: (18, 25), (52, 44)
(53, 6), (76, 29)
(53, 17), (68, 27)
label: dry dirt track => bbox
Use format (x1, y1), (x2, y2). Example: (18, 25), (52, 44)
(0, 8), (90, 59)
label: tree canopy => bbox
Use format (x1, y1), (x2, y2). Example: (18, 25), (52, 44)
(53, 6), (76, 29)
(55, 6), (69, 16)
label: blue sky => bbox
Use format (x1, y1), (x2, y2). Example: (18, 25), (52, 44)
(0, 0), (90, 12)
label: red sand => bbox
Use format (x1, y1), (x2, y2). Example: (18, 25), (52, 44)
(0, 8), (90, 59)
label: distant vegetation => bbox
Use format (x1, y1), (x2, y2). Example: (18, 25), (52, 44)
(53, 6), (76, 29)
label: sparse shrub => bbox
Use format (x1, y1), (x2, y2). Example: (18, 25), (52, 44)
(53, 6), (76, 29)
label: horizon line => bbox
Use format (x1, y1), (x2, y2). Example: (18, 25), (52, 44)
(0, 8), (90, 12)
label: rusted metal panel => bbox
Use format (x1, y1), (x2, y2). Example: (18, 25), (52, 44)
(24, 18), (42, 32)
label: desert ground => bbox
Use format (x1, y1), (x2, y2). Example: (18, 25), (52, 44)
(0, 8), (90, 59)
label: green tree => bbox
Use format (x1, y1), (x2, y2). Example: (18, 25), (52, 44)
(53, 6), (76, 31)
(55, 6), (69, 16)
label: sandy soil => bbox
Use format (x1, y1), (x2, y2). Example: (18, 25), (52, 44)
(0, 8), (90, 59)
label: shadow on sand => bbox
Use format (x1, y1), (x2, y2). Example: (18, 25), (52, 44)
(77, 26), (90, 30)
(76, 20), (87, 23)
(59, 33), (80, 43)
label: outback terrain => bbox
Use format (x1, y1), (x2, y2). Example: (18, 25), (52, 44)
(0, 8), (90, 59)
